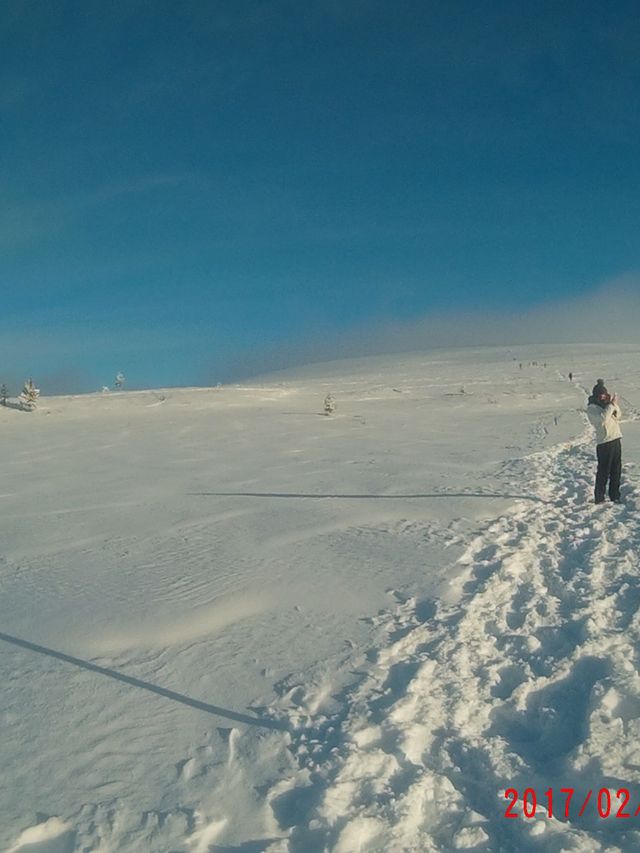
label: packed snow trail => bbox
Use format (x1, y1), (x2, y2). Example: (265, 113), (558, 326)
(264, 427), (640, 852)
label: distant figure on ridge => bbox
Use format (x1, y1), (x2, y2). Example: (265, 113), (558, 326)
(568, 371), (573, 382)
(587, 379), (622, 504)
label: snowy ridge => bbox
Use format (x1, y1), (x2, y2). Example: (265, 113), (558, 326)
(264, 428), (640, 852)
(4, 347), (640, 852)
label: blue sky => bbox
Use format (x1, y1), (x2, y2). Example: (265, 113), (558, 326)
(1, 0), (639, 391)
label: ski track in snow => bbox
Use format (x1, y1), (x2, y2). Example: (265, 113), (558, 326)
(261, 426), (640, 852)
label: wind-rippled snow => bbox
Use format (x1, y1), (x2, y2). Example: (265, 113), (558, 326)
(2, 344), (640, 852)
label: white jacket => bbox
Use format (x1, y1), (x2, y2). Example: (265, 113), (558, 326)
(587, 401), (622, 445)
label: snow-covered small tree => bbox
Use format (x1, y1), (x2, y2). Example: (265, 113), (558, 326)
(115, 371), (125, 389)
(324, 393), (336, 415)
(19, 378), (40, 410)
(0, 384), (8, 404)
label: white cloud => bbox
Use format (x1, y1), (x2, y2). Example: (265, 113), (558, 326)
(2, 275), (637, 392)
(219, 276), (640, 380)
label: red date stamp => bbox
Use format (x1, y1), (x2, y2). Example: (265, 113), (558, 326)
(504, 787), (640, 820)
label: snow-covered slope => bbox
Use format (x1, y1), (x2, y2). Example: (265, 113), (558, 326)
(2, 345), (640, 851)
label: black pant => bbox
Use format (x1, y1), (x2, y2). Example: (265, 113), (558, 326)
(595, 438), (622, 502)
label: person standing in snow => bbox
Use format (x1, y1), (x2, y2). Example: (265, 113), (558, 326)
(587, 379), (622, 504)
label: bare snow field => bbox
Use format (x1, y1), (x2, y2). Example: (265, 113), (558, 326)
(2, 344), (640, 852)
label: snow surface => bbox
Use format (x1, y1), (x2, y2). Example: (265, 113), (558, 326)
(2, 344), (640, 852)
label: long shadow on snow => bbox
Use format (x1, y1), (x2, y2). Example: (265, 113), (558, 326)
(211, 842), (283, 852)
(0, 631), (288, 731)
(190, 491), (550, 502)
